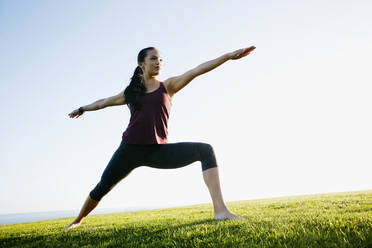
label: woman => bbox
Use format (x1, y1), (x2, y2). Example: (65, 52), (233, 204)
(66, 45), (256, 229)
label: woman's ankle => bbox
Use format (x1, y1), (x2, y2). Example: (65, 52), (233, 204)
(213, 204), (229, 214)
(73, 217), (83, 224)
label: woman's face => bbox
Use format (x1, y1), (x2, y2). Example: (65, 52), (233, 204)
(140, 49), (163, 76)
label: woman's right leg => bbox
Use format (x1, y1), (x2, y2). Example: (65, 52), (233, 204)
(64, 141), (139, 229)
(63, 195), (98, 229)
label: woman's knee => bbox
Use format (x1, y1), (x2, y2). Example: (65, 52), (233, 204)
(89, 181), (106, 201)
(198, 143), (214, 156)
(89, 179), (117, 202)
(198, 143), (218, 171)
(89, 166), (136, 201)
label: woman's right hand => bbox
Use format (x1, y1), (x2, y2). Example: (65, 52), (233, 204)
(68, 108), (84, 118)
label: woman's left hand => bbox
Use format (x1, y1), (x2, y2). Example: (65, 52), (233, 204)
(229, 46), (256, 60)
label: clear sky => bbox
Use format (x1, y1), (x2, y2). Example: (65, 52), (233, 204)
(1, 0), (371, 215)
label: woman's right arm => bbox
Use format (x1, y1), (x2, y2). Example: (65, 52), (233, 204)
(68, 90), (126, 118)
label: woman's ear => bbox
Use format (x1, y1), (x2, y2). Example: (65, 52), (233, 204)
(138, 62), (145, 71)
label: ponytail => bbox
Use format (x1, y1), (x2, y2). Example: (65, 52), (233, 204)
(124, 47), (155, 111)
(124, 66), (146, 111)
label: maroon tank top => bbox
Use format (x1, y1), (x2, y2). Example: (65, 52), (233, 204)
(122, 81), (172, 144)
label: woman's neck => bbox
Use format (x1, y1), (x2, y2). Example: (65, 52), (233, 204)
(142, 77), (159, 87)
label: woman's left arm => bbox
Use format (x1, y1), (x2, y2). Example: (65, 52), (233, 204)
(165, 46), (256, 97)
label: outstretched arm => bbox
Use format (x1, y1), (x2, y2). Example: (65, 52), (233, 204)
(68, 90), (126, 118)
(164, 46), (256, 97)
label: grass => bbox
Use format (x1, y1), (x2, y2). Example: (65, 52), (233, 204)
(1, 190), (371, 248)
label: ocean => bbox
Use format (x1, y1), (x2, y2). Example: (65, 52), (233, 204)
(0, 206), (161, 225)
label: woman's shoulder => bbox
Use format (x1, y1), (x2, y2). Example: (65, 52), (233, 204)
(161, 79), (174, 97)
(160, 80), (174, 102)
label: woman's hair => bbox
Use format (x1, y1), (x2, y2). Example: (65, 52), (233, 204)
(124, 47), (155, 111)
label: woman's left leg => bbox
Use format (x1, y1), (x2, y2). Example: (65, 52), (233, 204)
(143, 142), (245, 220)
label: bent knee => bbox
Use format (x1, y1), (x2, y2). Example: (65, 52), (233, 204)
(198, 143), (215, 157)
(198, 143), (218, 171)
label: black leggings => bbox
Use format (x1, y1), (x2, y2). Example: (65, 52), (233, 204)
(89, 140), (218, 201)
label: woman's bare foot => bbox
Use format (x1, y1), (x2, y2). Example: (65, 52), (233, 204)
(64, 221), (81, 230)
(214, 210), (245, 220)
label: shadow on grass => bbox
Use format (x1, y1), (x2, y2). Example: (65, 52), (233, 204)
(1, 217), (246, 247)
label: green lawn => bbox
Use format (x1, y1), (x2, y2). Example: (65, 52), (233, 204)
(1, 190), (371, 248)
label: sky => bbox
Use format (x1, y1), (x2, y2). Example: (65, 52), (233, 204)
(0, 0), (371, 215)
